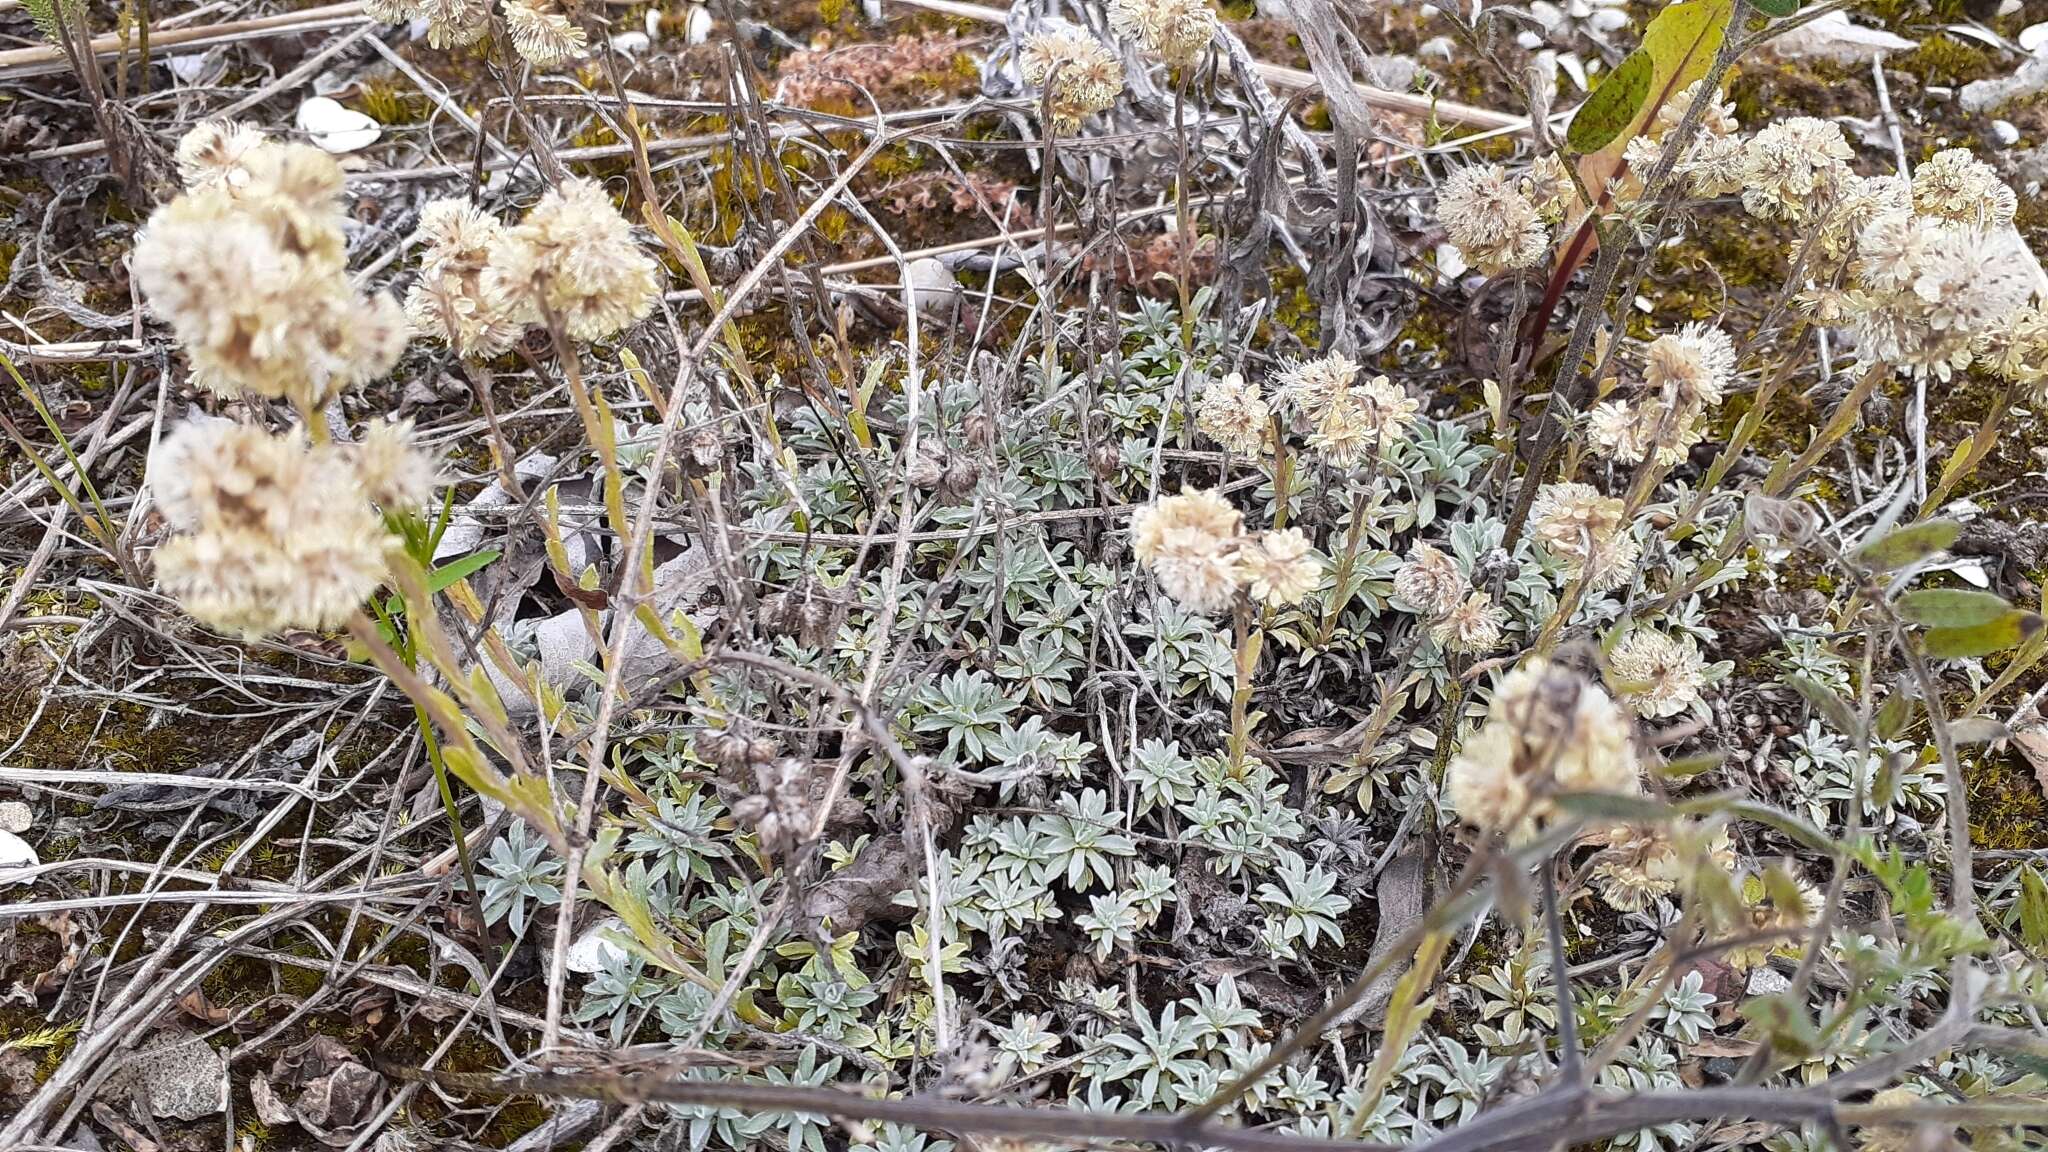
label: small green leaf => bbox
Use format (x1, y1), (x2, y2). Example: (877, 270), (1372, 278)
(1729, 800), (1840, 855)
(427, 548), (502, 594)
(1854, 519), (1961, 570)
(1750, 0), (1799, 15)
(1786, 674), (1861, 741)
(1874, 688), (1918, 742)
(2018, 866), (2048, 952)
(1897, 588), (2012, 628)
(1923, 610), (2044, 659)
(1553, 791), (1679, 823)
(1657, 750), (1725, 779)
(1566, 49), (1654, 154)
(1871, 751), (1902, 812)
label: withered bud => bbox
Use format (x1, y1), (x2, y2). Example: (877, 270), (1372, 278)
(905, 451), (948, 491)
(735, 756), (813, 858)
(1088, 442), (1121, 484)
(962, 410), (995, 449)
(940, 457), (981, 501)
(674, 424), (723, 478)
(698, 728), (777, 770)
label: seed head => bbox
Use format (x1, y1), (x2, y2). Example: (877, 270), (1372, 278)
(500, 177), (661, 343)
(1131, 488), (1244, 615)
(1020, 28), (1124, 133)
(1437, 163), (1548, 274)
(1106, 0), (1217, 67)
(1241, 528), (1321, 607)
(151, 421), (391, 637)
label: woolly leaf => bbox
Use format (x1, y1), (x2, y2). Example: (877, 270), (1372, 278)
(1896, 588), (2011, 629)
(1786, 674), (1861, 742)
(1923, 610), (2043, 659)
(1946, 717), (2011, 744)
(1565, 49), (1654, 154)
(1854, 519), (1961, 570)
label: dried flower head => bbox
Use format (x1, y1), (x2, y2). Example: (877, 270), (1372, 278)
(405, 198), (530, 358)
(1652, 81), (1738, 139)
(1587, 399), (1662, 466)
(1131, 488), (1244, 614)
(1739, 117), (1852, 224)
(1911, 147), (2017, 228)
(1020, 28), (1124, 132)
(734, 757), (815, 859)
(1646, 322), (1736, 407)
(1431, 591), (1506, 654)
(1275, 352), (1359, 416)
(502, 0), (587, 66)
(1976, 305), (2048, 393)
(133, 137), (407, 410)
(1529, 482), (1640, 591)
(1851, 215), (2034, 380)
(1727, 871), (1822, 970)
(499, 177), (660, 343)
(1307, 375), (1420, 465)
(1447, 657), (1639, 837)
(1241, 528), (1321, 607)
(1438, 163), (1548, 274)
(1106, 0), (1217, 68)
(419, 0), (491, 47)
(1394, 541), (1468, 617)
(174, 120), (269, 192)
(1590, 821), (1734, 912)
(1608, 628), (1707, 718)
(1195, 372), (1270, 456)
(1521, 154), (1575, 223)
(151, 422), (391, 637)
(349, 418), (440, 509)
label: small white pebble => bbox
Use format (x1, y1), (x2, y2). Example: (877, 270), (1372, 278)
(1992, 120), (2020, 147)
(0, 801), (28, 834)
(1746, 966), (1791, 996)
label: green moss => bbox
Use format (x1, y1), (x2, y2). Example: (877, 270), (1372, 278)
(355, 78), (429, 126)
(1266, 264), (1320, 348)
(1895, 34), (1995, 88)
(1968, 750), (2048, 851)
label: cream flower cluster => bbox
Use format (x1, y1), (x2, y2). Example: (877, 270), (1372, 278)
(1590, 821), (1734, 912)
(1276, 354), (1420, 466)
(364, 0), (583, 64)
(1194, 372), (1271, 457)
(1106, 0), (1217, 68)
(1446, 657), (1641, 838)
(1723, 124), (2041, 382)
(133, 124), (407, 413)
(1528, 481), (1640, 591)
(1587, 80), (1743, 207)
(151, 421), (432, 637)
(1131, 489), (1323, 614)
(408, 177), (661, 354)
(1606, 628), (1708, 718)
(1737, 116), (1854, 225)
(1391, 543), (1504, 654)
(1845, 202), (2035, 381)
(1587, 322), (1736, 466)
(1020, 28), (1125, 132)
(1437, 162), (1549, 274)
